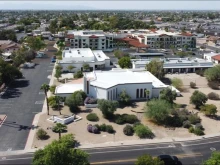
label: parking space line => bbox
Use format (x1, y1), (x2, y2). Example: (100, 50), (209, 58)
(39, 92), (44, 95)
(35, 101), (44, 104)
(0, 115), (7, 127)
(47, 70), (53, 72)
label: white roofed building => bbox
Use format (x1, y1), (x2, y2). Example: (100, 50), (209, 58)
(58, 48), (111, 72)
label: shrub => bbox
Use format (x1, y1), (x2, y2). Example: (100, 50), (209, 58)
(86, 113), (99, 122)
(106, 125), (114, 133)
(208, 81), (219, 90)
(207, 92), (220, 100)
(36, 128), (48, 140)
(134, 124), (154, 139)
(124, 114), (139, 124)
(164, 116), (183, 127)
(188, 114), (201, 124)
(200, 104), (217, 117)
(188, 126), (194, 133)
(193, 128), (205, 136)
(114, 114), (125, 125)
(100, 124), (107, 132)
(87, 124), (93, 133)
(171, 78), (183, 91)
(195, 123), (204, 130)
(92, 126), (99, 134)
(133, 122), (142, 128)
(183, 120), (191, 128)
(190, 82), (196, 88)
(74, 70), (83, 79)
(94, 124), (100, 131)
(123, 125), (134, 136)
(50, 85), (56, 94)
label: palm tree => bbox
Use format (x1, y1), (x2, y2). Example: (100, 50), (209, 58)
(54, 96), (63, 115)
(40, 83), (50, 115)
(53, 123), (67, 139)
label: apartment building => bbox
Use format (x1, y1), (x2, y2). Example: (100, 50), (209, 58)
(65, 30), (115, 51)
(132, 30), (196, 49)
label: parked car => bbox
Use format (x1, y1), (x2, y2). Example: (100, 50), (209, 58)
(23, 62), (35, 69)
(157, 155), (179, 165)
(51, 57), (56, 63)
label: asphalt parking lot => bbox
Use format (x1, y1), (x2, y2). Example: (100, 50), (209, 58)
(0, 41), (56, 151)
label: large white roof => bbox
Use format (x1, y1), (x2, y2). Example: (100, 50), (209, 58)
(86, 69), (167, 89)
(55, 84), (83, 94)
(63, 48), (94, 59)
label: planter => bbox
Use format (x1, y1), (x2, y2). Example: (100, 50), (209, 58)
(85, 104), (98, 108)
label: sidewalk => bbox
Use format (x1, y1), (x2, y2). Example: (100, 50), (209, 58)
(24, 62), (57, 150)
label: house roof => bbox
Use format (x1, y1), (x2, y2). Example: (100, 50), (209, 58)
(212, 55), (220, 61)
(89, 35), (99, 38)
(55, 84), (83, 94)
(86, 69), (167, 89)
(180, 32), (193, 36)
(138, 35), (145, 38)
(66, 34), (74, 39)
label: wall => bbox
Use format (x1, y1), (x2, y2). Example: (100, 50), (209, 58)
(89, 86), (107, 99)
(152, 88), (163, 98)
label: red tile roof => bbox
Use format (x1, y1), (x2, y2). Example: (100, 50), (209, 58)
(212, 55), (220, 61)
(138, 35), (145, 38)
(66, 34), (74, 39)
(89, 35), (99, 38)
(180, 32), (193, 36)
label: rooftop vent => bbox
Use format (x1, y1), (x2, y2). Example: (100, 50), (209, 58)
(69, 50), (71, 53)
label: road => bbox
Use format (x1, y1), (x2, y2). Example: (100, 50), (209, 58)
(197, 43), (220, 52)
(0, 136), (219, 164)
(0, 41), (56, 151)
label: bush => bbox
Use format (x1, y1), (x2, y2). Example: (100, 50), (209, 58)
(74, 70), (83, 79)
(195, 123), (204, 130)
(183, 120), (191, 128)
(114, 114), (125, 125)
(123, 125), (134, 136)
(207, 92), (220, 100)
(188, 114), (201, 124)
(171, 78), (183, 91)
(94, 124), (100, 131)
(124, 114), (139, 124)
(194, 128), (205, 136)
(134, 124), (154, 139)
(36, 128), (48, 140)
(86, 113), (99, 122)
(100, 124), (107, 132)
(50, 85), (56, 94)
(188, 126), (194, 133)
(190, 82), (196, 88)
(87, 124), (93, 133)
(106, 125), (114, 133)
(208, 81), (219, 90)
(92, 126), (99, 134)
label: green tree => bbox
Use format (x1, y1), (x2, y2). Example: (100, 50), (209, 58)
(55, 69), (62, 81)
(74, 70), (83, 79)
(83, 63), (90, 71)
(54, 96), (63, 115)
(203, 151), (220, 165)
(49, 85), (56, 94)
(171, 78), (183, 91)
(26, 36), (46, 51)
(119, 89), (131, 105)
(145, 99), (172, 123)
(146, 60), (164, 79)
(200, 104), (217, 117)
(204, 65), (220, 82)
(97, 99), (119, 119)
(65, 90), (87, 111)
(40, 83), (50, 115)
(52, 123), (67, 139)
(67, 65), (75, 73)
(159, 87), (177, 104)
(118, 57), (132, 69)
(190, 90), (208, 109)
(135, 154), (164, 165)
(32, 134), (89, 165)
(0, 30), (17, 42)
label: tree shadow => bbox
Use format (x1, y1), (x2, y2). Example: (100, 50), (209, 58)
(161, 77), (172, 85)
(1, 88), (22, 99)
(10, 80), (29, 88)
(2, 121), (37, 131)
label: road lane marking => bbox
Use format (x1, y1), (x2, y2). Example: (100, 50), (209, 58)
(89, 146), (176, 154)
(210, 147), (216, 151)
(35, 101), (44, 104)
(39, 92), (44, 95)
(0, 157), (33, 161)
(182, 140), (220, 147)
(90, 153), (203, 164)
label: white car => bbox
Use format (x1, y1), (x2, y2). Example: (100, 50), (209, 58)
(23, 62), (35, 68)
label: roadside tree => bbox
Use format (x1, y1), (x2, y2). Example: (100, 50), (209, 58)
(32, 134), (89, 165)
(52, 123), (67, 139)
(26, 36), (46, 51)
(40, 83), (50, 115)
(135, 154), (164, 165)
(190, 90), (208, 109)
(203, 151), (220, 165)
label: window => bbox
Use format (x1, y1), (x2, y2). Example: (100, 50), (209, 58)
(136, 89), (139, 98)
(75, 44), (77, 46)
(108, 91), (109, 100)
(144, 89), (146, 98)
(102, 43), (105, 45)
(113, 89), (115, 100)
(83, 39), (86, 42)
(140, 89), (143, 98)
(75, 39), (78, 42)
(111, 90), (113, 100)
(102, 39), (105, 41)
(116, 88), (117, 99)
(102, 47), (104, 49)
(83, 43), (85, 45)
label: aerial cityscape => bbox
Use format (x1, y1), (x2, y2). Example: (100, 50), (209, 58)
(0, 1), (220, 165)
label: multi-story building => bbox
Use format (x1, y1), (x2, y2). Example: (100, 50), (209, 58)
(64, 29), (196, 51)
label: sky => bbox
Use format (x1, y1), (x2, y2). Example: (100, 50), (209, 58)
(0, 1), (220, 10)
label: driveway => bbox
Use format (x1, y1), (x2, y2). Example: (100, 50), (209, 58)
(0, 41), (56, 151)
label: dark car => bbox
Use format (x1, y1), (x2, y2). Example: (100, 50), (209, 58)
(158, 155), (179, 165)
(51, 58), (56, 63)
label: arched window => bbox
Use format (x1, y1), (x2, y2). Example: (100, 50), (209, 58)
(136, 89), (139, 98)
(144, 89), (146, 98)
(140, 89), (143, 98)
